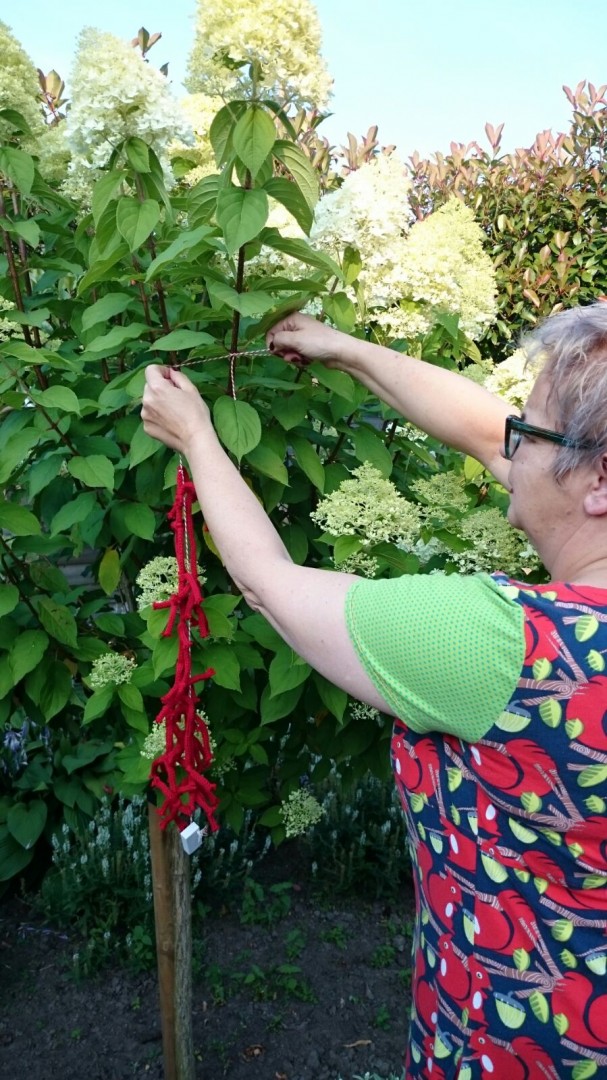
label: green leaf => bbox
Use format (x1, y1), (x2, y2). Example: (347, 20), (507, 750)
(0, 429), (41, 485)
(81, 292), (134, 332)
(353, 425), (393, 477)
(290, 434), (324, 491)
(342, 245), (362, 285)
(309, 363), (357, 401)
(202, 644), (241, 691)
(209, 101), (248, 166)
(37, 597), (78, 649)
(314, 673), (348, 722)
(0, 585), (19, 618)
(10, 630), (49, 683)
(188, 173), (220, 224)
(38, 662), (73, 721)
(0, 828), (34, 881)
(0, 147), (34, 195)
(50, 492), (98, 536)
(68, 455), (115, 491)
(323, 292), (357, 333)
(122, 503), (156, 540)
(87, 322), (148, 354)
(153, 329), (215, 351)
(0, 501), (41, 536)
(83, 684), (115, 724)
(260, 682), (304, 725)
(271, 393), (309, 431)
(233, 105), (276, 178)
(333, 536), (363, 564)
(77, 243), (130, 296)
(145, 225), (213, 281)
(30, 385), (81, 414)
(7, 800), (47, 850)
(206, 279), (276, 316)
(216, 185), (269, 255)
(118, 683), (144, 712)
(213, 397), (261, 460)
(129, 423), (162, 467)
(7, 219), (40, 247)
(269, 645), (311, 697)
(116, 197), (160, 251)
(98, 548), (121, 595)
(262, 178), (313, 234)
(272, 141), (319, 211)
(62, 739), (114, 773)
(261, 229), (341, 277)
(0, 108), (31, 134)
(91, 169), (124, 225)
(125, 137), (151, 173)
(246, 443), (289, 484)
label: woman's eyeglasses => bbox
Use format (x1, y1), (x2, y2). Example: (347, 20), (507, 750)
(504, 415), (595, 460)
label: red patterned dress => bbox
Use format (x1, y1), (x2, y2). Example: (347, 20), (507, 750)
(346, 572), (607, 1079)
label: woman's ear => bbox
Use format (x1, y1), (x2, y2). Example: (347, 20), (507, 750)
(583, 454), (607, 517)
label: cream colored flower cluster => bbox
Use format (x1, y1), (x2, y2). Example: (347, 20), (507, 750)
(483, 347), (537, 410)
(452, 507), (540, 576)
(410, 472), (471, 528)
(280, 788), (325, 838)
(0, 21), (45, 149)
(186, 0), (332, 110)
(141, 711), (218, 764)
(312, 160), (496, 342)
(311, 462), (421, 575)
(135, 555), (207, 610)
(89, 651), (136, 690)
(62, 28), (192, 203)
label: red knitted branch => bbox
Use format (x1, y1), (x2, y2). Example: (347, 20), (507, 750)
(150, 462), (219, 833)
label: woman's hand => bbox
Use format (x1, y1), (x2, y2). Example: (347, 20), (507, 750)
(266, 311), (347, 368)
(141, 365), (213, 455)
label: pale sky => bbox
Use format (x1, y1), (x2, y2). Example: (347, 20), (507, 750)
(5, 0), (607, 159)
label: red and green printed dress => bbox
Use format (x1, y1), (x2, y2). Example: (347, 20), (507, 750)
(346, 572), (607, 1080)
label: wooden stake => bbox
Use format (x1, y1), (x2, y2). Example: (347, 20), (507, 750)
(170, 825), (196, 1080)
(148, 799), (177, 1080)
(148, 798), (196, 1080)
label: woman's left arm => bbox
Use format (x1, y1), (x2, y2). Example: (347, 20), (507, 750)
(142, 365), (393, 714)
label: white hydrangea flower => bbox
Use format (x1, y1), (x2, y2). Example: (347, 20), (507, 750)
(186, 0), (332, 110)
(0, 21), (45, 149)
(280, 788), (325, 838)
(311, 462), (421, 547)
(89, 651), (136, 690)
(452, 507), (540, 576)
(62, 28), (193, 204)
(484, 347), (539, 410)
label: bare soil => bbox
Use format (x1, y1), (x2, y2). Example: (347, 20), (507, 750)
(0, 874), (414, 1080)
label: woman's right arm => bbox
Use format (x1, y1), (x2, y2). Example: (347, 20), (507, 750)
(267, 313), (513, 487)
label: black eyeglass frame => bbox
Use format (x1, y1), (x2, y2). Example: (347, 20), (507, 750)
(504, 415), (595, 461)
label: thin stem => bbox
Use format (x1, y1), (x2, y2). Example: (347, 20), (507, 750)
(0, 188), (47, 387)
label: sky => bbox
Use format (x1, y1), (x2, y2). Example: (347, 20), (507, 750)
(5, 0), (607, 160)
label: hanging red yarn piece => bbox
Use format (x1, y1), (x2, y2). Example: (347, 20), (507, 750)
(150, 461), (219, 833)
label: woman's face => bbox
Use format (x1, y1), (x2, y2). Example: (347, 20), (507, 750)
(505, 377), (583, 556)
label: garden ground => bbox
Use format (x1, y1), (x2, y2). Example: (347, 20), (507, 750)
(0, 856), (414, 1080)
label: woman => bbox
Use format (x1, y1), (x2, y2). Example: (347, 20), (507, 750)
(142, 304), (607, 1078)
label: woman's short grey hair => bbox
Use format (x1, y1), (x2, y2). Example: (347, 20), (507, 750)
(521, 301), (607, 480)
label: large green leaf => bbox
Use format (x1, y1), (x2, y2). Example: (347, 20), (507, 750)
(260, 683), (304, 725)
(0, 827), (34, 881)
(213, 397), (261, 461)
(62, 739), (114, 773)
(30, 385), (81, 414)
(50, 491), (97, 535)
(263, 178), (313, 234)
(86, 322), (148, 354)
(314, 673), (348, 723)
(290, 434), (325, 492)
(77, 244), (130, 296)
(129, 423), (163, 467)
(7, 800), (47, 850)
(10, 630), (49, 683)
(81, 292), (134, 332)
(122, 502), (156, 540)
(145, 225), (213, 281)
(0, 585), (19, 618)
(38, 662), (73, 721)
(216, 185), (268, 255)
(0, 501), (41, 537)
(206, 279), (276, 317)
(91, 169), (124, 225)
(200, 644), (241, 691)
(82, 684), (115, 725)
(98, 548), (121, 595)
(209, 101), (248, 166)
(152, 329), (215, 351)
(261, 229), (342, 277)
(0, 430), (41, 485)
(232, 105), (276, 178)
(0, 147), (34, 195)
(68, 455), (115, 491)
(269, 646), (311, 697)
(353, 425), (393, 477)
(246, 443), (289, 484)
(37, 597), (78, 649)
(272, 141), (319, 210)
(125, 137), (151, 173)
(116, 197), (160, 251)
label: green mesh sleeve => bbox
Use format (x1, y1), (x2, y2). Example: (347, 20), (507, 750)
(345, 572), (525, 742)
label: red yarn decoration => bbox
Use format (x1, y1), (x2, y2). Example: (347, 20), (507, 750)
(150, 462), (219, 833)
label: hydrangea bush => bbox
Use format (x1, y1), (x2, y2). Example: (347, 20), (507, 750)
(0, 16), (546, 888)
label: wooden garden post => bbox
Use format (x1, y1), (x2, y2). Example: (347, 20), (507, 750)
(148, 798), (196, 1080)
